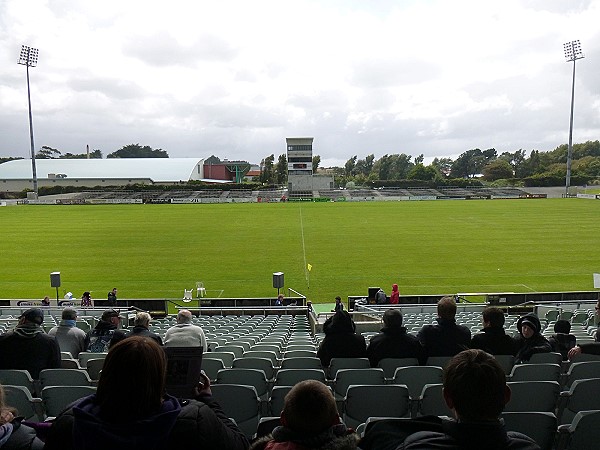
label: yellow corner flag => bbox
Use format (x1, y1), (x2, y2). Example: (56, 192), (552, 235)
(307, 263), (312, 272)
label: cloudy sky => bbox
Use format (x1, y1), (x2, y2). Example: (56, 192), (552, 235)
(1, 0), (599, 167)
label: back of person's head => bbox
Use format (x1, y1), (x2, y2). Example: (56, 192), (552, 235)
(443, 349), (508, 421)
(101, 309), (119, 322)
(177, 310), (192, 324)
(554, 319), (571, 334)
(61, 308), (78, 321)
(96, 336), (166, 422)
(482, 307), (505, 328)
(134, 311), (151, 328)
(437, 296), (457, 320)
(383, 309), (403, 328)
(325, 311), (356, 334)
(282, 380), (338, 434)
(19, 308), (44, 326)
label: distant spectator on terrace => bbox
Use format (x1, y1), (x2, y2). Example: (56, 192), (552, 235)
(275, 294), (284, 306)
(317, 311), (366, 367)
(367, 309), (424, 367)
(41, 296), (51, 307)
(164, 309), (207, 351)
(0, 308), (61, 378)
(332, 296), (344, 313)
(417, 296), (471, 358)
(80, 291), (92, 308)
(107, 287), (118, 307)
(84, 309), (127, 353)
(125, 312), (163, 346)
(390, 284), (400, 304)
(569, 299), (600, 359)
(48, 308), (86, 358)
(548, 320), (576, 361)
(514, 313), (551, 364)
(470, 307), (518, 356)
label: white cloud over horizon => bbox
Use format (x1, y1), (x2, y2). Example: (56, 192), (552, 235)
(1, 0), (599, 167)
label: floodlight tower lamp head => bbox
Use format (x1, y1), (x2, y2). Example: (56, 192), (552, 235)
(563, 40), (584, 62)
(18, 45), (39, 67)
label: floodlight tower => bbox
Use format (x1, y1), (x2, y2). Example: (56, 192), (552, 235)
(17, 45), (39, 198)
(563, 40), (584, 197)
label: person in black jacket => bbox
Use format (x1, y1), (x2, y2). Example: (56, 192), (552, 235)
(417, 297), (471, 359)
(125, 311), (163, 345)
(317, 311), (366, 367)
(44, 336), (248, 450)
(359, 350), (540, 450)
(514, 313), (551, 364)
(367, 309), (424, 367)
(470, 307), (518, 356)
(548, 320), (576, 361)
(83, 309), (127, 353)
(568, 299), (600, 359)
(0, 308), (60, 379)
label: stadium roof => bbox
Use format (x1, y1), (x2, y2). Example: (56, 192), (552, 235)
(0, 158), (207, 182)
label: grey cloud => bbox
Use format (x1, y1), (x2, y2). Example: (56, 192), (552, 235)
(124, 31), (238, 67)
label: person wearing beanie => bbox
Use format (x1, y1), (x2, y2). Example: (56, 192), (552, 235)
(548, 320), (576, 361)
(317, 311), (366, 367)
(514, 313), (551, 364)
(48, 308), (87, 358)
(0, 308), (61, 378)
(367, 309), (424, 367)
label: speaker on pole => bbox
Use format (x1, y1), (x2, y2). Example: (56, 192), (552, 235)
(273, 272), (284, 295)
(50, 272), (61, 302)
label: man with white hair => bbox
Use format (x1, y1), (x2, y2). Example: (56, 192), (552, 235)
(125, 311), (163, 345)
(164, 309), (207, 351)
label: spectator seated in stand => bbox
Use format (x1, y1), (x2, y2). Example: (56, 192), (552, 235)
(43, 336), (248, 450)
(417, 296), (471, 358)
(250, 380), (358, 450)
(48, 308), (86, 358)
(0, 383), (44, 450)
(366, 309), (424, 367)
(0, 308), (60, 379)
(125, 312), (163, 346)
(568, 299), (600, 359)
(470, 307), (518, 356)
(548, 320), (576, 361)
(514, 314), (551, 364)
(359, 349), (540, 450)
(317, 311), (366, 367)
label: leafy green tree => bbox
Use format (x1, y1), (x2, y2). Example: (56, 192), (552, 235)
(107, 144), (168, 158)
(36, 146), (61, 159)
(60, 149), (103, 159)
(275, 154), (288, 184)
(345, 156), (357, 177)
(431, 157), (453, 177)
(372, 154), (413, 180)
(407, 164), (439, 181)
(450, 148), (496, 178)
(259, 154), (275, 184)
(482, 159), (514, 181)
(312, 155), (321, 173)
(0, 157), (23, 164)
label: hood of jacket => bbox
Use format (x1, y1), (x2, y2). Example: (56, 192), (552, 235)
(392, 284), (399, 292)
(13, 323), (45, 338)
(516, 313), (542, 335)
(71, 394), (181, 450)
(323, 311), (356, 335)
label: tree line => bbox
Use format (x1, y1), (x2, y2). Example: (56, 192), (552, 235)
(258, 140), (600, 187)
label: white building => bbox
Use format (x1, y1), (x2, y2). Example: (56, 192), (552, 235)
(0, 158), (211, 191)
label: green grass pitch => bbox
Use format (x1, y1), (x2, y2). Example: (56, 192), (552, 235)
(1, 198), (599, 303)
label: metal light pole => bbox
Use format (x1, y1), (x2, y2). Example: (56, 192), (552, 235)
(17, 45), (39, 199)
(563, 40), (584, 197)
